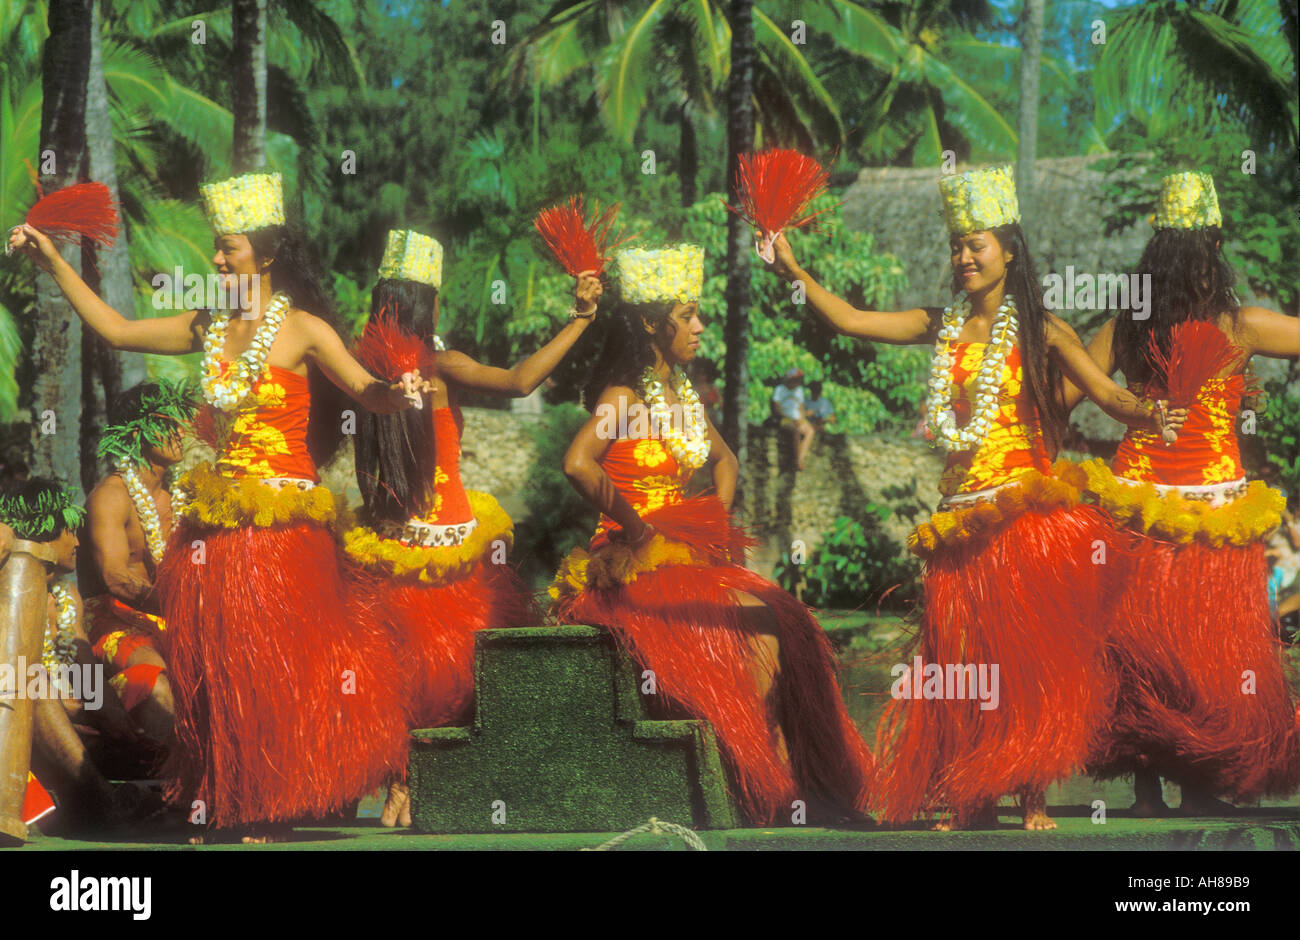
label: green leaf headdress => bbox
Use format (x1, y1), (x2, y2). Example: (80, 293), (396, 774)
(96, 379), (199, 468)
(0, 483), (85, 540)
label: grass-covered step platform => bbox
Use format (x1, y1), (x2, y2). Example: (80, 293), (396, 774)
(407, 625), (741, 834)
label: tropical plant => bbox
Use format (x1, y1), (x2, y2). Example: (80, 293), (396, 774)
(775, 511), (920, 610)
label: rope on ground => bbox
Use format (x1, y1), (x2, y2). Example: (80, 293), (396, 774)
(585, 816), (707, 851)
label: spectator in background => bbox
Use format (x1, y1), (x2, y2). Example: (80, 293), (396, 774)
(771, 367), (814, 471)
(806, 380), (836, 433)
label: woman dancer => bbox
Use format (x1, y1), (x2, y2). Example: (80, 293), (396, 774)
(10, 172), (421, 842)
(342, 229), (600, 826)
(1062, 171), (1300, 813)
(766, 165), (1181, 829)
(552, 245), (875, 826)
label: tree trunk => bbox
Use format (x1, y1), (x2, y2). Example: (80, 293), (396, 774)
(83, 0), (142, 490)
(30, 0), (92, 484)
(679, 102), (698, 208)
(1016, 0), (1043, 224)
(232, 0), (268, 172)
(722, 0), (756, 516)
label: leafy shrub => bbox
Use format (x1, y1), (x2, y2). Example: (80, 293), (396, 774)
(515, 403), (600, 585)
(776, 511), (920, 611)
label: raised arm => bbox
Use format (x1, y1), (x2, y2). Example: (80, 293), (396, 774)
(9, 223), (203, 354)
(768, 233), (937, 345)
(1236, 306), (1300, 360)
(1048, 316), (1173, 433)
(435, 272), (601, 396)
(562, 385), (648, 539)
(299, 312), (421, 414)
(1061, 316), (1118, 412)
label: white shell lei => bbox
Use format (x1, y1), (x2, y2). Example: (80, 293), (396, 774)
(43, 584), (78, 668)
(119, 460), (166, 564)
(924, 293), (1018, 452)
(639, 366), (710, 470)
(201, 292), (292, 410)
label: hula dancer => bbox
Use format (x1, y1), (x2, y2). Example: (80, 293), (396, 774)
(1062, 172), (1300, 813)
(342, 229), (598, 827)
(552, 245), (875, 826)
(765, 165), (1183, 829)
(9, 172), (422, 842)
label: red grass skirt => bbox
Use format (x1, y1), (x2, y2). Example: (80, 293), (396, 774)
(874, 503), (1117, 824)
(1088, 537), (1300, 800)
(552, 496), (875, 826)
(345, 560), (538, 730)
(156, 521), (409, 829)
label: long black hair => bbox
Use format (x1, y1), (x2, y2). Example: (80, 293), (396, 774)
(245, 225), (350, 470)
(354, 277), (440, 525)
(582, 299), (675, 410)
(1112, 227), (1240, 387)
(950, 222), (1067, 454)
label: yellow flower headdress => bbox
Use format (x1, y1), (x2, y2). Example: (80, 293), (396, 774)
(938, 164), (1020, 235)
(377, 229), (444, 289)
(200, 172), (286, 235)
(1152, 172), (1221, 230)
(615, 245), (704, 305)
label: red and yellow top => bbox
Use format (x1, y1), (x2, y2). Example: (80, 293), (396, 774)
(595, 438), (690, 536)
(937, 343), (1051, 497)
(419, 407), (474, 526)
(200, 363), (318, 481)
(1112, 376), (1245, 486)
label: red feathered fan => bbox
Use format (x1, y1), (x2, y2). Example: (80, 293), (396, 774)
(18, 168), (118, 248)
(725, 148), (835, 263)
(353, 307), (435, 408)
(533, 195), (630, 277)
(1146, 320), (1243, 442)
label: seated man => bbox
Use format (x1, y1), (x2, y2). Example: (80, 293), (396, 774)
(771, 367), (814, 471)
(805, 380), (836, 433)
(79, 381), (195, 746)
(3, 479), (145, 831)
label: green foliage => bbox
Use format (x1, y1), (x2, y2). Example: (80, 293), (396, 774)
(1258, 378), (1300, 502)
(775, 511), (920, 611)
(516, 403), (600, 583)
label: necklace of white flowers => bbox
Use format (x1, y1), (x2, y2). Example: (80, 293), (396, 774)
(925, 292), (1018, 452)
(638, 365), (710, 470)
(118, 460), (166, 564)
(44, 584), (78, 667)
(201, 292), (292, 410)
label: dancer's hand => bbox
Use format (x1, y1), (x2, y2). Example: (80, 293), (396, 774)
(1157, 400), (1189, 443)
(574, 270), (602, 317)
(614, 521), (655, 548)
(766, 232), (801, 283)
(6, 223), (59, 272)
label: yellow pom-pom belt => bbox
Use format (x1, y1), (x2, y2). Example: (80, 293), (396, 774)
(173, 463), (338, 530)
(907, 466), (1083, 559)
(548, 530), (713, 607)
(342, 491), (514, 584)
(1064, 458), (1282, 547)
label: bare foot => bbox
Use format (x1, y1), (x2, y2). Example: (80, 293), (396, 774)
(1021, 790), (1056, 830)
(380, 780), (411, 828)
(240, 825), (293, 844)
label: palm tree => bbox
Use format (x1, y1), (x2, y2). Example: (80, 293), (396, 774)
(505, 0), (842, 207)
(1094, 0), (1296, 149)
(30, 0), (91, 485)
(1016, 0), (1043, 217)
(231, 0), (267, 171)
(722, 0), (756, 508)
